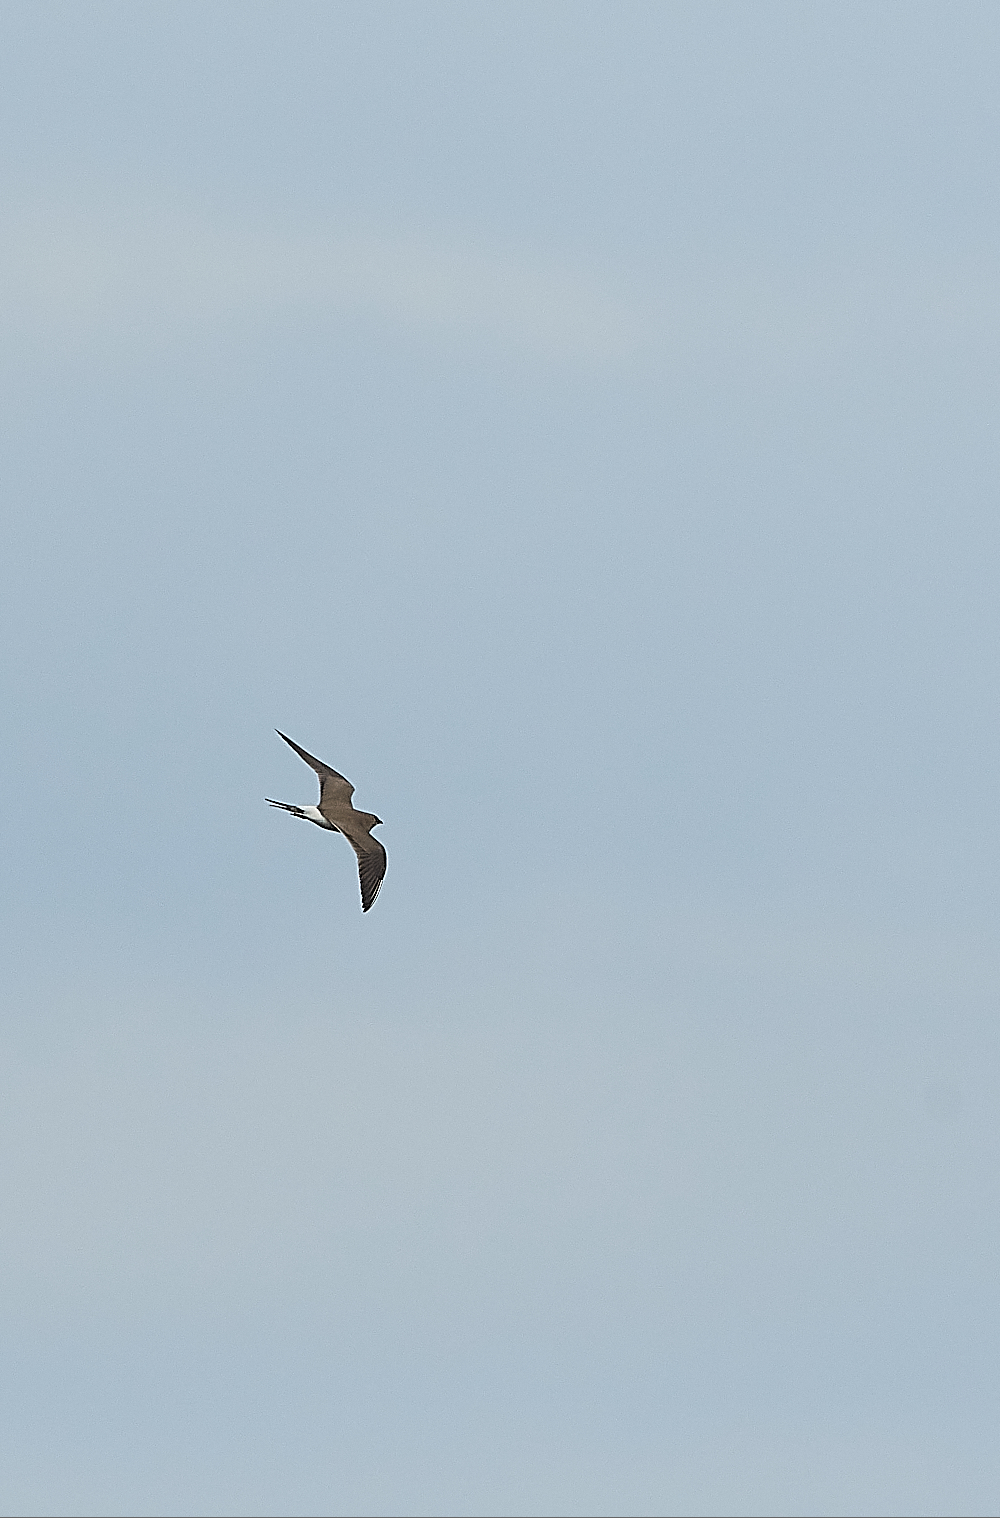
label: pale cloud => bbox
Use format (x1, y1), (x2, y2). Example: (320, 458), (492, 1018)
(0, 200), (997, 373)
(0, 201), (646, 363)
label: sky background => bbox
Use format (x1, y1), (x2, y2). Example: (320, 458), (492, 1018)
(2, 4), (1000, 1514)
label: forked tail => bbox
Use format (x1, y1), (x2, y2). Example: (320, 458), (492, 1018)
(265, 797), (306, 817)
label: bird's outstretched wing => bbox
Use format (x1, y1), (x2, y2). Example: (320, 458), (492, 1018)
(276, 730), (355, 807)
(346, 833), (387, 913)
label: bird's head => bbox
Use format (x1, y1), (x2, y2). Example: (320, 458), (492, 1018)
(372, 816), (384, 827)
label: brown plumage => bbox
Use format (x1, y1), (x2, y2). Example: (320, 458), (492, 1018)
(266, 731), (387, 912)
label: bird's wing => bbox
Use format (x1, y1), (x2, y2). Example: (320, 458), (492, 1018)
(276, 730), (355, 806)
(341, 829), (387, 913)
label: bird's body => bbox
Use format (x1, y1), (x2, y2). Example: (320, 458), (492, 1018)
(266, 731), (387, 911)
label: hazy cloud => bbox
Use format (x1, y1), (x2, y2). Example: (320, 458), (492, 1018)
(0, 202), (645, 362)
(2, 201), (999, 373)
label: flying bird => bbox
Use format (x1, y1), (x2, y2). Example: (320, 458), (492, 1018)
(266, 731), (387, 912)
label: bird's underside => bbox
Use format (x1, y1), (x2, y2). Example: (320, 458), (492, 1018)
(266, 731), (387, 912)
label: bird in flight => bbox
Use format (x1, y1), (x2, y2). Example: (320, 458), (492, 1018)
(266, 731), (387, 912)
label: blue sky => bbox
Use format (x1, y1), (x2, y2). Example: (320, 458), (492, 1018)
(2, 5), (1000, 1514)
